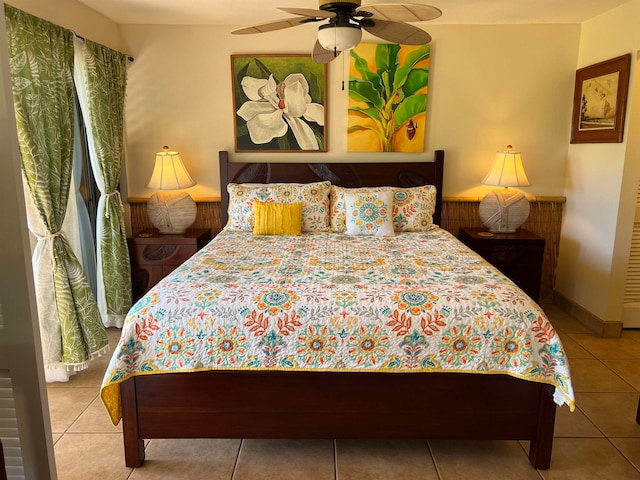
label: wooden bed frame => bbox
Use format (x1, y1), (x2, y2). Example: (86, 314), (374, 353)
(119, 150), (557, 469)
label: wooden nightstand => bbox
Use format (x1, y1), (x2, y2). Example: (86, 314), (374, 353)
(458, 227), (545, 302)
(127, 228), (211, 302)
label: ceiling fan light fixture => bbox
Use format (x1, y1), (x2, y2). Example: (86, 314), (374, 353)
(232, 2), (442, 63)
(317, 24), (362, 51)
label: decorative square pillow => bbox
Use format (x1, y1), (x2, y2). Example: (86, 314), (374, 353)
(391, 185), (437, 232)
(344, 190), (395, 237)
(330, 184), (436, 232)
(227, 181), (331, 232)
(253, 201), (302, 236)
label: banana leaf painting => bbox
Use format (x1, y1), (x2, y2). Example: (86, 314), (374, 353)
(232, 54), (327, 152)
(348, 43), (430, 152)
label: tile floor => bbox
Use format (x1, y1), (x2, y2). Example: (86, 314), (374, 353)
(47, 302), (640, 479)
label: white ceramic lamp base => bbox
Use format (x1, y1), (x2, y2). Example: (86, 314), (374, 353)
(147, 191), (197, 234)
(479, 188), (530, 233)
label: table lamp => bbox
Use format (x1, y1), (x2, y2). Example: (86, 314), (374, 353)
(478, 145), (531, 233)
(146, 146), (197, 234)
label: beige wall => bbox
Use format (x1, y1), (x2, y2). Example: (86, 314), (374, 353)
(119, 23), (580, 201)
(556, 0), (640, 324)
(6, 0), (121, 50)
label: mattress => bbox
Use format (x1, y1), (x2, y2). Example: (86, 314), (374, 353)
(101, 228), (574, 424)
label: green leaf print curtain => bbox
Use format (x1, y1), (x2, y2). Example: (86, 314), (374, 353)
(4, 5), (108, 377)
(73, 37), (132, 327)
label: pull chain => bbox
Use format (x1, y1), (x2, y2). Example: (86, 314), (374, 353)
(342, 52), (346, 91)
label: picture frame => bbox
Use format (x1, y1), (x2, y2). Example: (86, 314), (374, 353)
(231, 54), (328, 152)
(348, 43), (430, 153)
(570, 53), (631, 144)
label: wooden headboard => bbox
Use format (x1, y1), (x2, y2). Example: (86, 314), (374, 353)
(218, 150), (445, 228)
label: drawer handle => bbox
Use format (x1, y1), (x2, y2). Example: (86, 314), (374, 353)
(142, 244), (179, 261)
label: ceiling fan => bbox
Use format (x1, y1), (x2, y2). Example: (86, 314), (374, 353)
(231, 1), (442, 63)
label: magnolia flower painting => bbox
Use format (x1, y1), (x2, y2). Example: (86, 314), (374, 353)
(232, 55), (327, 152)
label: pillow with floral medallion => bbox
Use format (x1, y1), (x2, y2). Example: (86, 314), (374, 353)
(344, 190), (395, 237)
(330, 184), (437, 232)
(226, 181), (331, 232)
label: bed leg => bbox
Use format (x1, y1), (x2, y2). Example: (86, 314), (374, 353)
(527, 385), (556, 469)
(120, 378), (145, 467)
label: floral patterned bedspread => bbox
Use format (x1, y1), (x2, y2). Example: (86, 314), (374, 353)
(101, 228), (574, 424)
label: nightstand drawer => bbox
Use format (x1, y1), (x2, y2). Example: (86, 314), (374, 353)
(128, 228), (211, 301)
(130, 243), (198, 266)
(475, 244), (543, 267)
(458, 227), (545, 302)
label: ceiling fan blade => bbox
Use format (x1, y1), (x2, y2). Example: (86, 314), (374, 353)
(362, 19), (431, 45)
(312, 40), (342, 64)
(278, 7), (336, 19)
(231, 17), (310, 35)
(358, 3), (442, 22)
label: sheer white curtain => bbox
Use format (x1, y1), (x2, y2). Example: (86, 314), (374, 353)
(61, 103), (98, 297)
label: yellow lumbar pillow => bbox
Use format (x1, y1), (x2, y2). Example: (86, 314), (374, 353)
(252, 201), (303, 235)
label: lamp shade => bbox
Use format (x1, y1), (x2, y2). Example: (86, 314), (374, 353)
(317, 24), (362, 51)
(146, 146), (197, 234)
(146, 146), (196, 191)
(482, 146), (531, 187)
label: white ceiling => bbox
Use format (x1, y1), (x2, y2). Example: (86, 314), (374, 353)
(77, 0), (633, 26)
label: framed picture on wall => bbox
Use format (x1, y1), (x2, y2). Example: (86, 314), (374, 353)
(348, 43), (430, 153)
(231, 54), (328, 152)
(570, 53), (631, 144)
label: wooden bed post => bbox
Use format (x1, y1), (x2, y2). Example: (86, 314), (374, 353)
(432, 150), (444, 226)
(120, 378), (145, 467)
(218, 150), (230, 228)
(527, 384), (557, 469)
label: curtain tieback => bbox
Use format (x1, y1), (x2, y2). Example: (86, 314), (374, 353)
(36, 231), (62, 266)
(104, 190), (124, 219)
(37, 231), (62, 241)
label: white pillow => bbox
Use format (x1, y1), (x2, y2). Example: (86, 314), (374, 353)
(345, 190), (395, 237)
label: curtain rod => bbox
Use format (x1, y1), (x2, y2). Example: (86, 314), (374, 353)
(73, 32), (134, 63)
